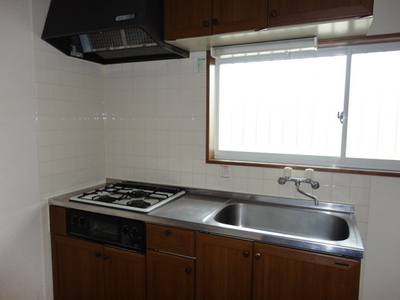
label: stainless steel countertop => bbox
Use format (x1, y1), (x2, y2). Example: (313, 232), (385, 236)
(48, 183), (364, 259)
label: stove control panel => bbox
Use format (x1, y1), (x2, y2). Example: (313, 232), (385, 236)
(67, 209), (146, 253)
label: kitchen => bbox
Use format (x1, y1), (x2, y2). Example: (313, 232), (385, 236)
(1, 0), (400, 299)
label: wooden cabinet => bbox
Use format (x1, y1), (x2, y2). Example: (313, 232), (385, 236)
(51, 234), (105, 300)
(252, 242), (361, 300)
(146, 224), (195, 257)
(268, 0), (374, 27)
(196, 232), (253, 300)
(51, 234), (146, 300)
(146, 251), (194, 300)
(49, 206), (145, 300)
(146, 224), (195, 300)
(50, 206), (361, 300)
(196, 233), (361, 300)
(164, 0), (268, 40)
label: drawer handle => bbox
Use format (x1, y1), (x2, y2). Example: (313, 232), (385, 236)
(242, 251), (250, 258)
(95, 252), (102, 258)
(103, 254), (110, 260)
(203, 20), (209, 27)
(212, 18), (219, 26)
(255, 252), (261, 260)
(164, 230), (171, 236)
(185, 267), (192, 274)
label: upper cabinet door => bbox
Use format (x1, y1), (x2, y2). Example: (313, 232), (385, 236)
(164, 0), (268, 40)
(212, 0), (268, 35)
(269, 0), (374, 27)
(164, 0), (213, 40)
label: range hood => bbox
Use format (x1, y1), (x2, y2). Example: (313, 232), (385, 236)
(41, 0), (189, 64)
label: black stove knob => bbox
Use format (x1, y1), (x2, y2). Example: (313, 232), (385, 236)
(71, 215), (78, 224)
(130, 228), (138, 237)
(79, 217), (86, 226)
(122, 226), (130, 236)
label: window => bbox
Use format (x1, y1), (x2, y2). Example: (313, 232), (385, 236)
(209, 41), (400, 173)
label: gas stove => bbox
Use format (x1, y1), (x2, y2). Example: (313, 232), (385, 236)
(69, 182), (185, 213)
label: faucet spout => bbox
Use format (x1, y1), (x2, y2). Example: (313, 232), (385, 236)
(295, 181), (319, 206)
(277, 175), (320, 206)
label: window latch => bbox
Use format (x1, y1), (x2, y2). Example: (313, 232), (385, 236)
(337, 111), (344, 124)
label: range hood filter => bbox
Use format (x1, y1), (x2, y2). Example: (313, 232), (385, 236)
(42, 0), (189, 64)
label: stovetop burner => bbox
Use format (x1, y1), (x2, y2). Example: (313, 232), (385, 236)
(69, 181), (185, 213)
(126, 200), (151, 208)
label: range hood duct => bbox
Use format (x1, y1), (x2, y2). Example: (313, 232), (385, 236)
(41, 0), (189, 64)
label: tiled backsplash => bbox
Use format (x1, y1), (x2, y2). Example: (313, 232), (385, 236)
(102, 53), (370, 243)
(33, 44), (371, 245)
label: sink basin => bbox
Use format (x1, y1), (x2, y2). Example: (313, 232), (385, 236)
(212, 203), (350, 241)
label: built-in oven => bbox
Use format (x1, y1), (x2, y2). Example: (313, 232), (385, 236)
(67, 209), (146, 253)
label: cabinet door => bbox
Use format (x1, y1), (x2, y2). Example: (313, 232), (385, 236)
(269, 0), (374, 27)
(51, 234), (105, 300)
(147, 251), (195, 300)
(212, 0), (268, 35)
(252, 242), (361, 300)
(164, 0), (212, 40)
(104, 246), (146, 300)
(196, 233), (253, 300)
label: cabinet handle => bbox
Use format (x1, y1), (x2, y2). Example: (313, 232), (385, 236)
(103, 254), (110, 260)
(242, 251), (250, 258)
(270, 10), (278, 17)
(203, 20), (210, 27)
(164, 230), (171, 236)
(212, 19), (219, 26)
(95, 252), (102, 258)
(185, 268), (192, 274)
(254, 252), (261, 260)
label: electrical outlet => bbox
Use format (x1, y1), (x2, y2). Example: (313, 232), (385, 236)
(221, 165), (229, 178)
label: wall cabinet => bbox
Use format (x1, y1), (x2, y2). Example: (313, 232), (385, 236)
(164, 0), (374, 40)
(51, 234), (146, 300)
(146, 224), (195, 300)
(268, 0), (374, 27)
(196, 233), (361, 300)
(164, 0), (268, 40)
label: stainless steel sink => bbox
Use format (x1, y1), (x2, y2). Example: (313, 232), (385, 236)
(213, 203), (349, 241)
(202, 197), (363, 258)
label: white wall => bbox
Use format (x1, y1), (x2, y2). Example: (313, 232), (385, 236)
(363, 176), (400, 300)
(368, 0), (400, 35)
(0, 0), (45, 299)
(31, 0), (106, 297)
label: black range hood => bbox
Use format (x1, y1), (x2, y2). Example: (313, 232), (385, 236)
(41, 0), (189, 64)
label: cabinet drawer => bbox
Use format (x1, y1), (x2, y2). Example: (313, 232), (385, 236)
(146, 224), (195, 257)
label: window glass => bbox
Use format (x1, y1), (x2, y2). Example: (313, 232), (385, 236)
(346, 50), (400, 160)
(218, 54), (346, 158)
(211, 41), (400, 172)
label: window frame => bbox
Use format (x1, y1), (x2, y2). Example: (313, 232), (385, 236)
(206, 37), (400, 177)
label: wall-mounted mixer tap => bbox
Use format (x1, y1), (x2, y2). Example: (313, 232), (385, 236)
(278, 168), (320, 206)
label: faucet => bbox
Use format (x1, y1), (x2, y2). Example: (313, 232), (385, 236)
(278, 168), (320, 206)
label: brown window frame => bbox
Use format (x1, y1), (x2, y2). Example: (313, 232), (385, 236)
(206, 33), (400, 177)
